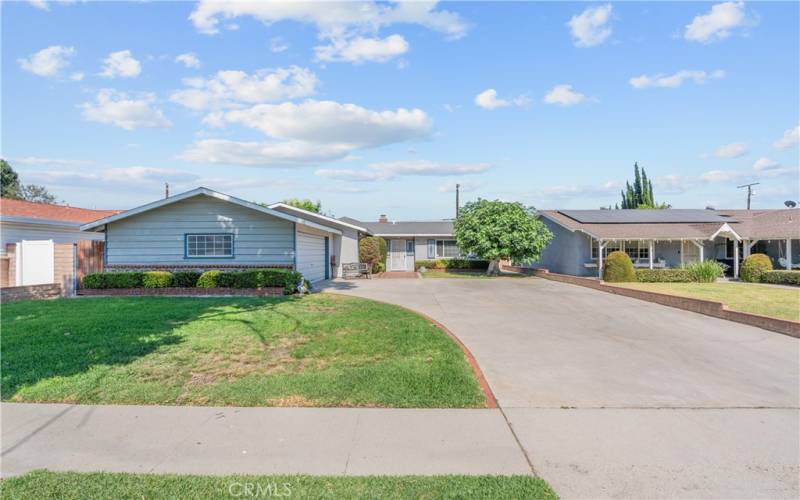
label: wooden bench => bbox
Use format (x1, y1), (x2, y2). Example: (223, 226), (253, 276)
(342, 262), (372, 279)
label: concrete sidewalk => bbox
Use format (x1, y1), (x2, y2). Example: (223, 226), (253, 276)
(1, 403), (531, 477)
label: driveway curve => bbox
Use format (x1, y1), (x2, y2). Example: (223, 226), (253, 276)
(321, 277), (799, 499)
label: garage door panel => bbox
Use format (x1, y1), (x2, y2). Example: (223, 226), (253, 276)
(296, 232), (326, 283)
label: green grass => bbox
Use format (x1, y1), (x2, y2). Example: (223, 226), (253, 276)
(0, 471), (557, 500)
(1, 295), (485, 408)
(614, 282), (800, 322)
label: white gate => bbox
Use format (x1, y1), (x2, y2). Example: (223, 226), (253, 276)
(389, 239), (406, 271)
(16, 240), (55, 286)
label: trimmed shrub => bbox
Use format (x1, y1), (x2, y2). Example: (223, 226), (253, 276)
(196, 270), (223, 288)
(603, 251), (636, 282)
(141, 271), (174, 288)
(359, 236), (387, 273)
(213, 269), (303, 294)
(373, 261), (386, 273)
(634, 269), (692, 282)
(686, 260), (725, 283)
(172, 271), (201, 288)
(82, 272), (142, 289)
(741, 253), (773, 283)
(761, 270), (800, 286)
(414, 259), (489, 271)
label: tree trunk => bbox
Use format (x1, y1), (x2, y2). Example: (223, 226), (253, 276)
(487, 260), (501, 276)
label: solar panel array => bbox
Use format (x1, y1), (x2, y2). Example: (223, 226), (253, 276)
(558, 209), (733, 224)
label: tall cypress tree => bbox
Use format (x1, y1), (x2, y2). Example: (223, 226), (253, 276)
(641, 169), (651, 206)
(619, 163), (668, 209)
(633, 162), (643, 206)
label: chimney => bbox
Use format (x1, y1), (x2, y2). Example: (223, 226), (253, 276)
(378, 214), (388, 223)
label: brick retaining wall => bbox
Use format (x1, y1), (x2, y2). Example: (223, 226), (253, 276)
(504, 265), (799, 338)
(1, 283), (63, 303)
(78, 287), (285, 297)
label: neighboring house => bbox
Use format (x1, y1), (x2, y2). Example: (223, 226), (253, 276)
(532, 209), (800, 278)
(339, 215), (459, 272)
(0, 198), (119, 289)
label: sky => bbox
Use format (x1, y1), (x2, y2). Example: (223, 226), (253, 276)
(2, 0), (799, 220)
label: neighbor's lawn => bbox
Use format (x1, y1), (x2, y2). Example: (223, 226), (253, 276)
(614, 282), (800, 322)
(0, 471), (557, 500)
(1, 295), (485, 408)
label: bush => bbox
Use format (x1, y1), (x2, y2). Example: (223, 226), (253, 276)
(634, 269), (692, 282)
(414, 259), (489, 271)
(741, 253), (773, 283)
(82, 272), (142, 289)
(761, 270), (800, 286)
(686, 260), (725, 283)
(207, 268), (304, 294)
(141, 271), (174, 288)
(172, 271), (201, 288)
(196, 270), (223, 288)
(603, 251), (636, 282)
(373, 261), (386, 273)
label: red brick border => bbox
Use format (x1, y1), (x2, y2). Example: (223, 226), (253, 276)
(505, 266), (800, 338)
(1, 284), (63, 303)
(78, 287), (285, 297)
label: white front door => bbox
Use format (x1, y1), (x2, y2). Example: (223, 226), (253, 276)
(18, 240), (55, 286)
(389, 239), (406, 271)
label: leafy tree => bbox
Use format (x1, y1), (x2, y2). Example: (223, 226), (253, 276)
(282, 198), (322, 214)
(1, 159), (21, 199)
(359, 236), (387, 273)
(620, 162), (669, 209)
(454, 199), (553, 275)
(1, 159), (58, 203)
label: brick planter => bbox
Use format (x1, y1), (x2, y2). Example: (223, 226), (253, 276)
(1, 284), (63, 303)
(78, 287), (285, 297)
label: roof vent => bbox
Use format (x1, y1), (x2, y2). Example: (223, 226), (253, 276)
(378, 214), (388, 223)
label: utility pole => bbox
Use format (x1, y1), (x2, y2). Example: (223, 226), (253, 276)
(737, 182), (759, 210)
(165, 182), (170, 199)
(455, 183), (460, 219)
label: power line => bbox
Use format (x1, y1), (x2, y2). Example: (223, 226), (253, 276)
(736, 182), (759, 210)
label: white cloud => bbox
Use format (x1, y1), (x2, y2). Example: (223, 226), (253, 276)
(12, 156), (94, 167)
(773, 125), (800, 150)
(189, 1), (467, 65)
(316, 160), (491, 182)
(753, 157), (780, 172)
(18, 45), (75, 77)
(474, 89), (529, 110)
(170, 66), (318, 110)
(684, 2), (748, 43)
(629, 69), (725, 89)
(543, 84), (586, 106)
(535, 181), (621, 200)
(175, 52), (201, 69)
(438, 180), (484, 193)
(700, 169), (744, 183)
(567, 4), (613, 48)
(80, 89), (171, 130)
(100, 50), (141, 78)
(714, 142), (748, 158)
(180, 100), (431, 166)
(315, 34), (409, 63)
(270, 37), (289, 53)
(28, 0), (49, 10)
(69, 72), (84, 81)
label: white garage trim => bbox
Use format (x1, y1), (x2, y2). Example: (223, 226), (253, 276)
(296, 230), (328, 283)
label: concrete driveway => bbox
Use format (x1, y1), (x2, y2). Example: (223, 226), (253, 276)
(322, 277), (800, 498)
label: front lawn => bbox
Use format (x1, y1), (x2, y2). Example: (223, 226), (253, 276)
(613, 282), (800, 322)
(0, 471), (557, 500)
(1, 295), (486, 408)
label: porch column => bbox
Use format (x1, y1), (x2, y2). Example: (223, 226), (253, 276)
(648, 240), (654, 269)
(787, 239), (793, 270)
(597, 240), (606, 278)
(680, 239), (684, 267)
(690, 239), (704, 262)
(743, 239), (751, 258)
(733, 239), (739, 278)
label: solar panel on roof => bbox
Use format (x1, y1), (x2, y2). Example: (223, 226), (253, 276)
(558, 209), (733, 224)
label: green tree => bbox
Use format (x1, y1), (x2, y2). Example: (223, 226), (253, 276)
(1, 159), (21, 199)
(454, 199), (553, 275)
(20, 184), (57, 204)
(282, 198), (322, 214)
(619, 162), (669, 209)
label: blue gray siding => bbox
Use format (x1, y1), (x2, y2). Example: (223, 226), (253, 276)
(528, 218), (594, 276)
(105, 196), (295, 266)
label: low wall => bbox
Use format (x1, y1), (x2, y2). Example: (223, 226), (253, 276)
(1, 284), (63, 303)
(504, 265), (800, 338)
(78, 287), (285, 297)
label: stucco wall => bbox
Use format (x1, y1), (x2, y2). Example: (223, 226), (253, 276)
(527, 218), (594, 276)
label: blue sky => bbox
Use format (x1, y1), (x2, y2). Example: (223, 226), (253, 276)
(3, 1), (798, 219)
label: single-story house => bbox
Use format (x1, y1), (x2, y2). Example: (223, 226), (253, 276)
(1, 198), (119, 288)
(81, 187), (463, 283)
(532, 208), (800, 278)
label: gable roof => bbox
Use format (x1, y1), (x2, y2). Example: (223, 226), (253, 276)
(80, 187), (342, 234)
(0, 198), (121, 225)
(345, 219), (454, 237)
(268, 203), (368, 233)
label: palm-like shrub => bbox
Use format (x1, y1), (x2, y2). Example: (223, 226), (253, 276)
(603, 251), (636, 282)
(686, 260), (725, 283)
(740, 253), (773, 282)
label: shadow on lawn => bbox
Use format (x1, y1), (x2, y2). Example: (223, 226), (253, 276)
(0, 296), (287, 399)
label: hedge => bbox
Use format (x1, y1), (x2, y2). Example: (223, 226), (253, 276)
(634, 269), (692, 282)
(761, 270), (800, 286)
(83, 268), (303, 294)
(415, 259), (490, 271)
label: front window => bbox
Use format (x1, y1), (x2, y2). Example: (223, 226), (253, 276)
(186, 233), (233, 258)
(592, 240), (649, 261)
(434, 239), (460, 258)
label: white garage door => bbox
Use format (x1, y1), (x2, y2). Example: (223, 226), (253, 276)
(296, 232), (327, 283)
